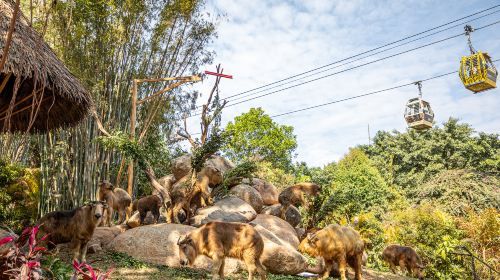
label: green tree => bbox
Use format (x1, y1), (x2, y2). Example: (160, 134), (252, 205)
(222, 108), (297, 170)
(318, 148), (394, 224)
(362, 118), (500, 194)
(417, 169), (500, 216)
(385, 204), (466, 279)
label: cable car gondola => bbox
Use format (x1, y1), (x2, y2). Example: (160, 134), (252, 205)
(459, 25), (497, 93)
(404, 81), (434, 131)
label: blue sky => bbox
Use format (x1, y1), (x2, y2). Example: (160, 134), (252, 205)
(186, 0), (500, 167)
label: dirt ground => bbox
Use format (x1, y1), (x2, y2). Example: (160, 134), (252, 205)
(55, 247), (413, 280)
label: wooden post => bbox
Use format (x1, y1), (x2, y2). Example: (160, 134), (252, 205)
(127, 79), (138, 196)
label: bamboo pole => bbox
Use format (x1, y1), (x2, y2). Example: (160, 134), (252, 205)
(127, 79), (138, 196)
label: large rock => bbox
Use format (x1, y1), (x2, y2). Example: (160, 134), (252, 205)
(172, 154), (192, 181)
(253, 225), (308, 275)
(108, 224), (242, 273)
(250, 214), (300, 249)
(242, 178), (279, 205)
(190, 196), (257, 227)
(261, 204), (301, 227)
(156, 174), (176, 192)
(229, 184), (263, 213)
(126, 211), (163, 228)
(171, 154), (234, 184)
(88, 225), (128, 253)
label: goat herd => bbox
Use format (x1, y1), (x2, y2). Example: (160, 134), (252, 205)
(34, 179), (425, 280)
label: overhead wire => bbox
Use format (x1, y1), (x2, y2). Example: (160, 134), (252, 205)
(186, 19), (500, 117)
(271, 58), (500, 118)
(189, 4), (500, 110)
(226, 8), (500, 103)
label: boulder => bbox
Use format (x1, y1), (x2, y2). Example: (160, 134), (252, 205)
(87, 225), (128, 253)
(171, 154), (234, 185)
(108, 224), (242, 274)
(229, 184), (263, 213)
(261, 204), (301, 227)
(242, 178), (279, 205)
(126, 211), (161, 228)
(250, 214), (300, 249)
(190, 196), (257, 227)
(252, 225), (308, 275)
(171, 154), (192, 181)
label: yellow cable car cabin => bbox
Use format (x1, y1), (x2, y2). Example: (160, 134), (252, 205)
(404, 81), (434, 131)
(459, 52), (497, 93)
(459, 25), (498, 93)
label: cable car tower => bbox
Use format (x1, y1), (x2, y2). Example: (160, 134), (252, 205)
(459, 25), (497, 93)
(404, 81), (434, 131)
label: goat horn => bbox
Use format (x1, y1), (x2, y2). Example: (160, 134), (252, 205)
(177, 236), (181, 245)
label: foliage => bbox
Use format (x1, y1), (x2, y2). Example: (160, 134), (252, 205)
(352, 212), (386, 269)
(362, 118), (500, 194)
(41, 256), (73, 280)
(384, 204), (466, 279)
(222, 160), (258, 188)
(97, 132), (146, 169)
(0, 160), (40, 232)
(254, 161), (295, 191)
(191, 129), (226, 172)
(0, 225), (48, 279)
(417, 169), (500, 216)
(458, 208), (499, 263)
(222, 108), (297, 170)
(71, 260), (113, 280)
(318, 149), (394, 224)
(17, 0), (218, 213)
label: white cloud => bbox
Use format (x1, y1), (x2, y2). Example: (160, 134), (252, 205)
(187, 0), (500, 167)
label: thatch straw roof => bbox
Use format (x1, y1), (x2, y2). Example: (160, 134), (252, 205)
(0, 1), (93, 133)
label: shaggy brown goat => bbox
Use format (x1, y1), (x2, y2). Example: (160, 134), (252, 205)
(299, 224), (364, 280)
(38, 201), (107, 262)
(167, 171), (212, 224)
(131, 195), (162, 225)
(178, 221), (267, 280)
(382, 245), (424, 279)
(278, 182), (321, 220)
(98, 180), (131, 226)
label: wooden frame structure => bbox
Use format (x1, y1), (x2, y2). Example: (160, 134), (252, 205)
(119, 75), (201, 196)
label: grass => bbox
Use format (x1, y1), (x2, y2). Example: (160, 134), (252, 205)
(46, 250), (306, 280)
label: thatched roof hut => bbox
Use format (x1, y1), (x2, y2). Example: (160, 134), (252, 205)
(0, 1), (93, 133)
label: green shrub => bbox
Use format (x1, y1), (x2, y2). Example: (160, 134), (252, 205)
(385, 204), (467, 279)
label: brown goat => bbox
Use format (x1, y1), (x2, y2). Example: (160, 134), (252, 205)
(168, 171), (212, 224)
(131, 195), (162, 225)
(178, 221), (267, 280)
(278, 182), (321, 220)
(382, 244), (424, 279)
(98, 180), (131, 226)
(38, 201), (107, 262)
(299, 224), (364, 280)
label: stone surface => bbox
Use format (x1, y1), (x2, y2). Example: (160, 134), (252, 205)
(108, 224), (242, 274)
(252, 225), (308, 275)
(229, 184), (264, 213)
(190, 196), (257, 227)
(87, 225), (128, 253)
(261, 204), (301, 227)
(250, 214), (300, 249)
(171, 154), (192, 181)
(126, 211), (161, 228)
(242, 178), (279, 205)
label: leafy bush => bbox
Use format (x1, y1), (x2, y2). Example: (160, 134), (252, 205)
(0, 160), (40, 232)
(417, 169), (500, 216)
(384, 204), (467, 279)
(458, 208), (499, 275)
(318, 149), (394, 224)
